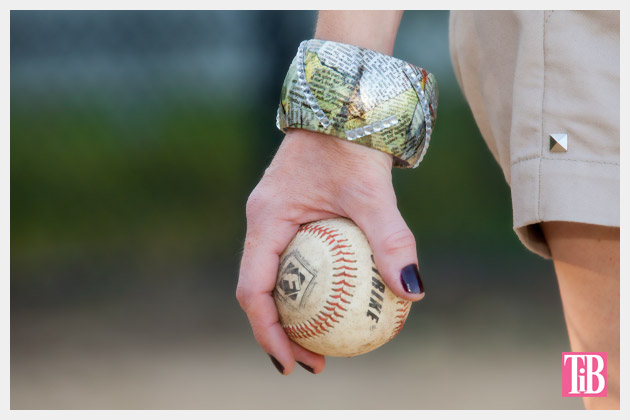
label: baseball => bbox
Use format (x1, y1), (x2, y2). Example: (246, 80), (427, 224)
(273, 217), (412, 357)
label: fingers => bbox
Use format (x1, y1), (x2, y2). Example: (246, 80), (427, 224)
(236, 205), (329, 375)
(290, 341), (326, 374)
(236, 216), (298, 374)
(350, 200), (425, 302)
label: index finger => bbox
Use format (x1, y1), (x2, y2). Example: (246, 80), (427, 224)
(236, 218), (324, 374)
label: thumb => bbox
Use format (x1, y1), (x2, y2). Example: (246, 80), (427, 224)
(350, 203), (425, 302)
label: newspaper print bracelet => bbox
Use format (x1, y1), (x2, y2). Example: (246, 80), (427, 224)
(276, 39), (438, 168)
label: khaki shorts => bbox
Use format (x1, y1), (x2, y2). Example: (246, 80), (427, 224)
(449, 10), (620, 258)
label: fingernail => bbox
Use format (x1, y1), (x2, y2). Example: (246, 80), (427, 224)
(297, 361), (315, 374)
(268, 354), (284, 374)
(401, 264), (424, 294)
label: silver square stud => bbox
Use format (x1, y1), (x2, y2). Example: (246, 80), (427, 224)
(550, 133), (568, 152)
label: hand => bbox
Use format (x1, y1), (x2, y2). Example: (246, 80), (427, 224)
(236, 129), (425, 375)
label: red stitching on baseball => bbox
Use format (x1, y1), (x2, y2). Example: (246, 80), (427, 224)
(286, 324), (314, 340)
(307, 320), (323, 335)
(318, 311), (334, 328)
(389, 300), (411, 340)
(334, 257), (357, 263)
(333, 265), (357, 271)
(297, 323), (313, 338)
(332, 279), (355, 287)
(309, 319), (327, 333)
(331, 286), (354, 297)
(329, 311), (343, 321)
(283, 222), (358, 341)
(325, 300), (347, 311)
(328, 294), (352, 304)
(332, 272), (357, 278)
(333, 250), (355, 257)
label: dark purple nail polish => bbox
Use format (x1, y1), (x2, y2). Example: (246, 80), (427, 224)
(400, 264), (424, 294)
(268, 354), (284, 374)
(297, 361), (315, 374)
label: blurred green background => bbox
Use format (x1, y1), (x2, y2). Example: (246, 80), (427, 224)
(11, 10), (579, 409)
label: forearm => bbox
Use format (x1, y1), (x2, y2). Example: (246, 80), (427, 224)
(314, 10), (403, 55)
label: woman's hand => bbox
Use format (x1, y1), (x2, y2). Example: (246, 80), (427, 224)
(236, 129), (424, 375)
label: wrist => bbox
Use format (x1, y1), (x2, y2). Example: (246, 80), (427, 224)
(283, 129), (393, 172)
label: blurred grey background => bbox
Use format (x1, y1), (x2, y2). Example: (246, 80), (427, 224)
(11, 10), (581, 409)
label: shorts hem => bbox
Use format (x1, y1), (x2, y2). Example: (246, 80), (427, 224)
(510, 156), (620, 259)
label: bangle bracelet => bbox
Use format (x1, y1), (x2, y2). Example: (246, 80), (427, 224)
(276, 39), (438, 168)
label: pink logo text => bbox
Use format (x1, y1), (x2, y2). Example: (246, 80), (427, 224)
(562, 352), (607, 397)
